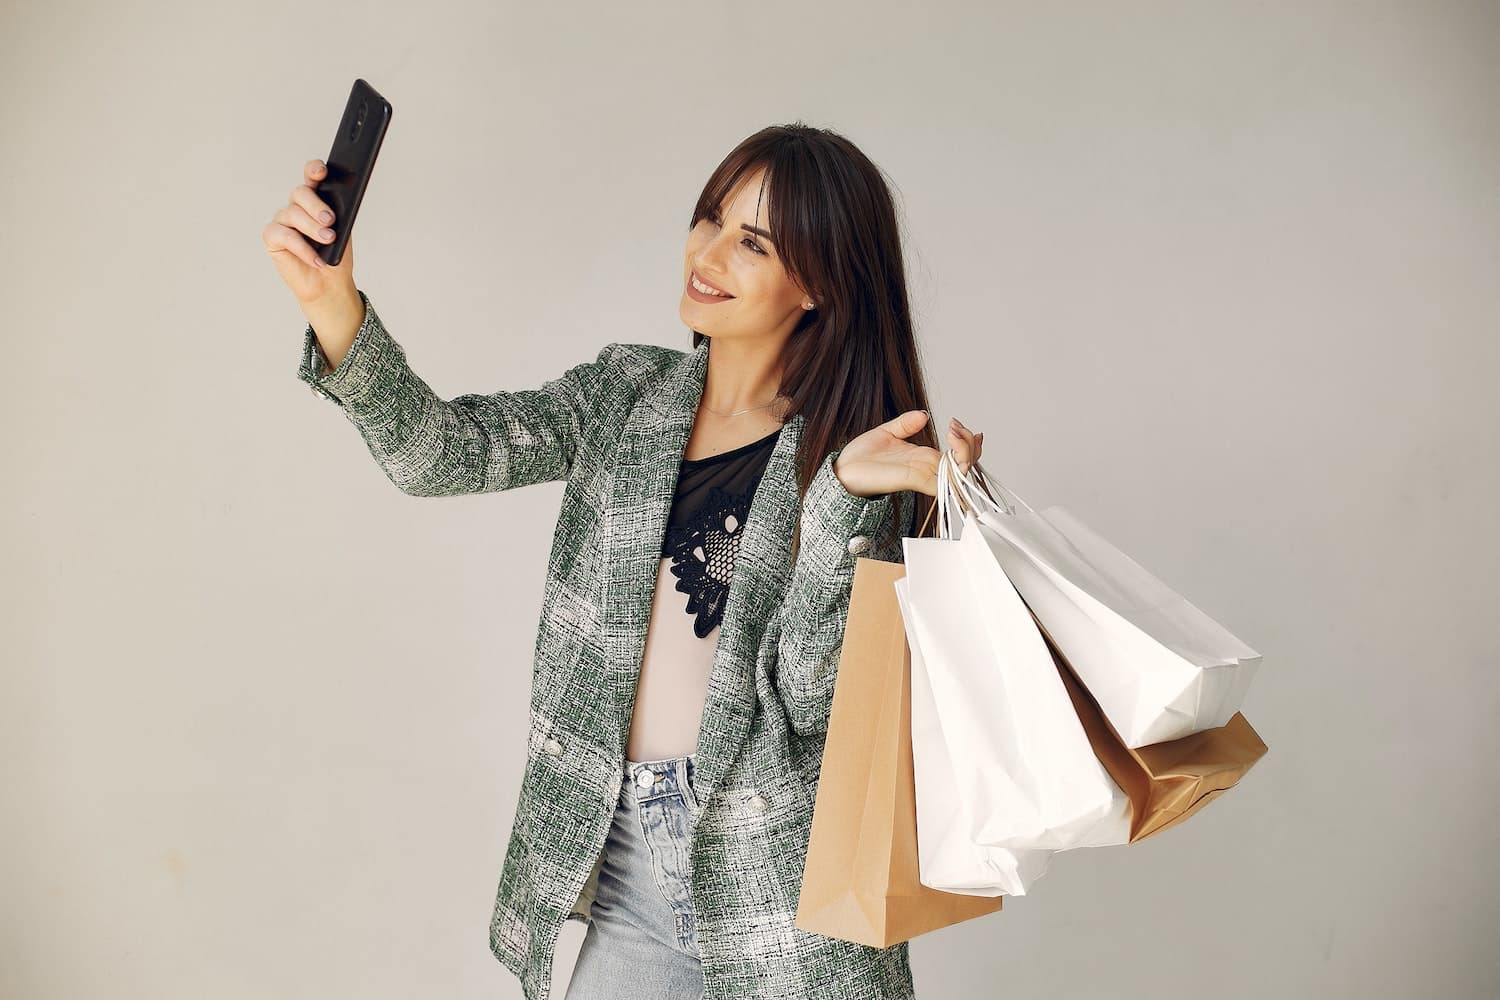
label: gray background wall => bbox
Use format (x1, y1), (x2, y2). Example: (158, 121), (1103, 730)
(4, 1), (1496, 997)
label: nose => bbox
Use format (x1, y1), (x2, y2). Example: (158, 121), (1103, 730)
(693, 229), (733, 282)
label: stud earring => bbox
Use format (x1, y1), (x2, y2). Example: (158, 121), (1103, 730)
(804, 301), (815, 310)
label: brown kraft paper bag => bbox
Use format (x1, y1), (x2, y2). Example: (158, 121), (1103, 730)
(795, 557), (1005, 948)
(1030, 609), (1270, 841)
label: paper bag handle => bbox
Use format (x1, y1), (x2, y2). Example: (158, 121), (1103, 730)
(917, 448), (968, 538)
(952, 454), (1038, 519)
(917, 449), (1039, 538)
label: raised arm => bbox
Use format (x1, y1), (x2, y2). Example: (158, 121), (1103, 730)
(297, 289), (629, 497)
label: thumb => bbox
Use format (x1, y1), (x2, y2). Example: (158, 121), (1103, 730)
(881, 409), (932, 440)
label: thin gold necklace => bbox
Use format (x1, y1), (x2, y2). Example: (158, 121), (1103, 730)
(700, 395), (784, 418)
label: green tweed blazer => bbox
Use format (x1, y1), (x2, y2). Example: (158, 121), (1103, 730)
(296, 290), (918, 999)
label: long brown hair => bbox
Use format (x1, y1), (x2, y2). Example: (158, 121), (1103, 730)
(687, 122), (941, 557)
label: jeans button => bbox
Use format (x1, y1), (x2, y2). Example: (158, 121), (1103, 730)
(635, 768), (656, 789)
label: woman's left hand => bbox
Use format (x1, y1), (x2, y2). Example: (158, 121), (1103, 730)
(832, 410), (984, 499)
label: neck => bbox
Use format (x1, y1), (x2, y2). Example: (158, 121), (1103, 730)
(700, 335), (787, 417)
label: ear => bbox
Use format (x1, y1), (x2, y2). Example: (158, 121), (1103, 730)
(794, 277), (823, 308)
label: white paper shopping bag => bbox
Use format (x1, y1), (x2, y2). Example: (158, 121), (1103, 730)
(948, 456), (1263, 748)
(900, 513), (1130, 852)
(894, 575), (1056, 895)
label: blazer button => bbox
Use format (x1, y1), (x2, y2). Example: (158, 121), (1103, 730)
(748, 794), (769, 814)
(847, 534), (870, 555)
(543, 738), (563, 756)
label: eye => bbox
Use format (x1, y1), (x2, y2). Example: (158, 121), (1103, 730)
(706, 211), (769, 256)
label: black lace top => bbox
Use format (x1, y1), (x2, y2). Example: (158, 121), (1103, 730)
(661, 425), (783, 638)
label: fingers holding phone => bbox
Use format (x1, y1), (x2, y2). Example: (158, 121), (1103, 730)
(263, 158), (357, 306)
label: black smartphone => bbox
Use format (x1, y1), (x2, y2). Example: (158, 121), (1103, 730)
(315, 78), (392, 267)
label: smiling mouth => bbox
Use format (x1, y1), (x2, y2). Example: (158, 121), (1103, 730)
(689, 270), (734, 298)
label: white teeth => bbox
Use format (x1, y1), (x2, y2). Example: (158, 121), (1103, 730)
(692, 274), (729, 296)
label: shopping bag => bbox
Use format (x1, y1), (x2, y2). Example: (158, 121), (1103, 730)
(898, 463), (1132, 852)
(894, 574), (1057, 894)
(795, 557), (1005, 948)
(1036, 608), (1270, 841)
(947, 453), (1262, 748)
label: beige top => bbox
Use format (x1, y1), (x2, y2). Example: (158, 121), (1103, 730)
(624, 424), (783, 762)
(625, 557), (721, 761)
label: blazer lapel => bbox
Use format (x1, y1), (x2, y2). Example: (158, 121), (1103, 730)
(691, 406), (802, 814)
(600, 337), (803, 813)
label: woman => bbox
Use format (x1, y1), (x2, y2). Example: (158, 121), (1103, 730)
(265, 122), (984, 1000)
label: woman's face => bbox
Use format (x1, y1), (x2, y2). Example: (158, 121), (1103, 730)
(680, 166), (814, 343)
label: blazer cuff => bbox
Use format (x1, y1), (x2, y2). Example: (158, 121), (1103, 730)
(296, 289), (397, 411)
(799, 448), (899, 562)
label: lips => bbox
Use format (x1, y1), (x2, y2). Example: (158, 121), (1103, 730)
(690, 269), (734, 297)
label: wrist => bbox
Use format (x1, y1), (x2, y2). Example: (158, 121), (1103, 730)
(832, 454), (888, 501)
(302, 287), (366, 372)
(832, 455), (857, 497)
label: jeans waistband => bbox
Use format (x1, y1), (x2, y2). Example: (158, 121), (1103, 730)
(623, 753), (696, 803)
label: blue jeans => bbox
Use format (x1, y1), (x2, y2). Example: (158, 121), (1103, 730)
(564, 754), (705, 1000)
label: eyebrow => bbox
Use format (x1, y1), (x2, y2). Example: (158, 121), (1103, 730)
(711, 204), (775, 245)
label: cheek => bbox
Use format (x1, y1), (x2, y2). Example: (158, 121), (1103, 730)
(734, 273), (770, 306)
(755, 274), (800, 309)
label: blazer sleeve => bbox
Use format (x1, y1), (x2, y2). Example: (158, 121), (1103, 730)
(771, 449), (917, 737)
(296, 289), (625, 497)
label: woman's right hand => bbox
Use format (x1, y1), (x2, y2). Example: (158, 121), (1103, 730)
(262, 158), (357, 306)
